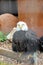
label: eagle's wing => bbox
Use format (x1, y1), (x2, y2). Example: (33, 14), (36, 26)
(25, 29), (38, 40)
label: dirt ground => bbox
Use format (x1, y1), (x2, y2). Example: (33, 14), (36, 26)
(0, 40), (43, 65)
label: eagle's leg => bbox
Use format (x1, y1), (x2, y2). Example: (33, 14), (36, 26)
(33, 52), (38, 65)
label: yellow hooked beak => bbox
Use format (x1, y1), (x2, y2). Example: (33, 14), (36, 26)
(18, 25), (22, 29)
(20, 26), (22, 29)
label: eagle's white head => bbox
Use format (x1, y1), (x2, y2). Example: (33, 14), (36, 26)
(16, 21), (28, 31)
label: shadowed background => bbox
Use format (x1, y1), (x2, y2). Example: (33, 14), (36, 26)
(0, 0), (43, 37)
(18, 0), (43, 37)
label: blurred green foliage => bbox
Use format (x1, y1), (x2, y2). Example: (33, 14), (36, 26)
(0, 31), (7, 42)
(0, 62), (13, 65)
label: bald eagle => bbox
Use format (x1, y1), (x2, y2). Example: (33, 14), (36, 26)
(7, 21), (28, 41)
(12, 30), (39, 65)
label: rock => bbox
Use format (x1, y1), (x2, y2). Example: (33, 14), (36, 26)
(7, 27), (16, 42)
(0, 13), (18, 33)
